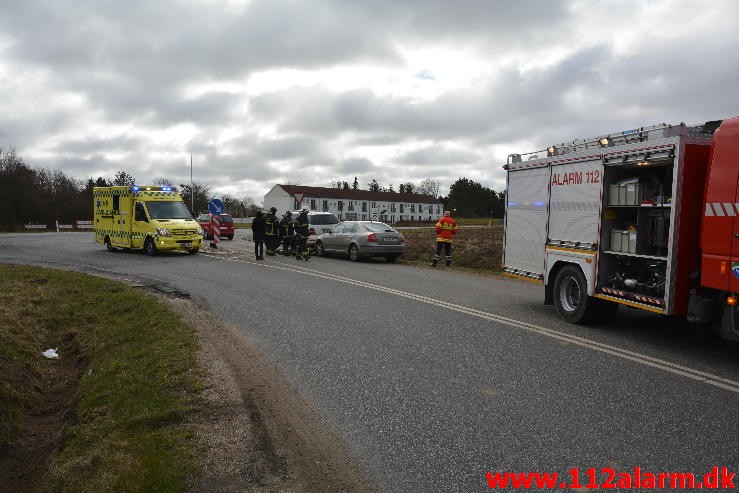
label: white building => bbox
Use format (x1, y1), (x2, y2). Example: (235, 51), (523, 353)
(263, 184), (442, 223)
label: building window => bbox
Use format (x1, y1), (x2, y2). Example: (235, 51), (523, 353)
(400, 204), (404, 213)
(348, 201), (354, 211)
(410, 204), (415, 213)
(362, 214), (366, 220)
(391, 203), (396, 212)
(362, 202), (367, 212)
(436, 205), (440, 214)
(338, 201), (344, 211)
(371, 202), (376, 208)
(323, 200), (328, 211)
(310, 199), (316, 210)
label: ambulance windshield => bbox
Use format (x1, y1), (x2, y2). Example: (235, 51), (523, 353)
(145, 201), (192, 220)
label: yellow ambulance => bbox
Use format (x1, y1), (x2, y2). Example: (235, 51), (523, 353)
(93, 185), (203, 255)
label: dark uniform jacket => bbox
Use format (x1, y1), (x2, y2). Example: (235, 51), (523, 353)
(251, 214), (266, 241)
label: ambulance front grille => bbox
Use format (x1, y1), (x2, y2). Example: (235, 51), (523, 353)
(173, 229), (198, 236)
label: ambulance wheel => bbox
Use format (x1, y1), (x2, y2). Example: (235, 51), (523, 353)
(553, 265), (598, 324)
(105, 237), (116, 252)
(314, 240), (325, 257)
(145, 237), (158, 256)
(188, 249), (199, 254)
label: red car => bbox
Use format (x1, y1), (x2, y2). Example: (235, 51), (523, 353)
(196, 213), (234, 240)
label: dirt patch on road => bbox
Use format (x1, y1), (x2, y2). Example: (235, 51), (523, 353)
(160, 295), (374, 493)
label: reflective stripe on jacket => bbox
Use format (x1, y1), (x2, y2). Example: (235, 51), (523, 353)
(435, 217), (457, 242)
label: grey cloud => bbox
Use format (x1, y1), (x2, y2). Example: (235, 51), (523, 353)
(397, 146), (481, 166)
(338, 157), (374, 173)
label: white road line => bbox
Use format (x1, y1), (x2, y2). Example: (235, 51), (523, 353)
(206, 253), (739, 394)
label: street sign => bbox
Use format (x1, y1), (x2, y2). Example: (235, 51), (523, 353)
(208, 198), (224, 215)
(371, 207), (379, 221)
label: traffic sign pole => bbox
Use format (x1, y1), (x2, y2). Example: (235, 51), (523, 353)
(211, 214), (220, 248)
(208, 198), (224, 249)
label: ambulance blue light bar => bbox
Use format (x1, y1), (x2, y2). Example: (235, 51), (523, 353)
(130, 185), (177, 192)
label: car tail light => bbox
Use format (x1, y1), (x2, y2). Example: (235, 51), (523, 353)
(367, 233), (377, 242)
(728, 295), (738, 306)
(309, 227), (316, 235)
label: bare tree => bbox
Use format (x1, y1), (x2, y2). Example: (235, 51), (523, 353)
(416, 178), (440, 197)
(152, 177), (175, 187)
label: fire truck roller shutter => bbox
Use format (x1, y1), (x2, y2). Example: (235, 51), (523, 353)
(504, 166), (549, 277)
(548, 158), (603, 247)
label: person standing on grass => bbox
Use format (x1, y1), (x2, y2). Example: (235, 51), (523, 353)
(251, 210), (266, 260)
(431, 210), (457, 267)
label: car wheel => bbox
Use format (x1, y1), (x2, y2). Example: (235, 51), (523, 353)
(385, 254), (399, 263)
(553, 265), (597, 324)
(145, 237), (158, 256)
(348, 244), (360, 262)
(315, 240), (325, 257)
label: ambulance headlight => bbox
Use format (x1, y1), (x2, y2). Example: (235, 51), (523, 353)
(197, 226), (204, 236)
(156, 227), (171, 237)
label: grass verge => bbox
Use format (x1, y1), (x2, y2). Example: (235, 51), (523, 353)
(0, 264), (201, 492)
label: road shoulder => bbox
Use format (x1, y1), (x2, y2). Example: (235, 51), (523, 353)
(160, 295), (374, 492)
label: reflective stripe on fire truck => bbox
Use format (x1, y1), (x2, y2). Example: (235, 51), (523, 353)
(704, 202), (739, 216)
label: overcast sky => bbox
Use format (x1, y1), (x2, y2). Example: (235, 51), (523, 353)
(2, 0), (738, 203)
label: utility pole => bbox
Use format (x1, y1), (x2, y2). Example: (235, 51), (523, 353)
(190, 151), (194, 214)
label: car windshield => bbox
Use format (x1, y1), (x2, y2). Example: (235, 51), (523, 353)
(146, 201), (192, 219)
(219, 215), (233, 223)
(362, 222), (395, 233)
(311, 214), (339, 225)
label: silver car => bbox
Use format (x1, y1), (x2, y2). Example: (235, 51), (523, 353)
(314, 221), (405, 262)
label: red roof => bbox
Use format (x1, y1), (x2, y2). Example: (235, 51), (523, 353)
(278, 184), (440, 204)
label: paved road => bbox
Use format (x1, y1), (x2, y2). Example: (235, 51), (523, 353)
(2, 232), (737, 492)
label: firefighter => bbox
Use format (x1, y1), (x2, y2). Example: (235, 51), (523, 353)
(431, 210), (457, 267)
(280, 211), (295, 256)
(294, 209), (310, 261)
(264, 206), (279, 255)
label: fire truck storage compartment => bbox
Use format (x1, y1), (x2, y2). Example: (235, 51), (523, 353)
(598, 152), (675, 301)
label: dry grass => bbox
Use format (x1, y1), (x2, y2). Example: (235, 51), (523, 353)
(400, 224), (503, 271)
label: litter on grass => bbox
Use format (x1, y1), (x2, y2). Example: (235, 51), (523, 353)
(42, 348), (59, 359)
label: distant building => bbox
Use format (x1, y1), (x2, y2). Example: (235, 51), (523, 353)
(263, 184), (442, 223)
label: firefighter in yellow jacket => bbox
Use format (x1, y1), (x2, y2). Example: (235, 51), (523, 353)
(431, 210), (457, 267)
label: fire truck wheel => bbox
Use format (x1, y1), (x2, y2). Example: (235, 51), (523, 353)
(145, 237), (158, 256)
(553, 265), (597, 324)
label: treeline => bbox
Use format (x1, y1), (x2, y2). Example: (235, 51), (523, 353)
(0, 148), (256, 230)
(331, 176), (505, 218)
(1, 147), (504, 230)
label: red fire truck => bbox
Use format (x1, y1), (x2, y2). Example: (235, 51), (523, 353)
(502, 116), (739, 340)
